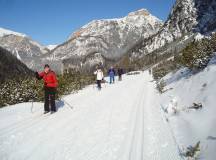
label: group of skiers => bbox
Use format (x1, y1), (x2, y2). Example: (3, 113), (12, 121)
(35, 64), (124, 114)
(94, 66), (124, 90)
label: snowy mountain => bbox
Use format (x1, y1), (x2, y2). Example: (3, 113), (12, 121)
(0, 27), (48, 57)
(0, 27), (63, 73)
(51, 0), (216, 72)
(51, 9), (163, 72)
(129, 0), (216, 58)
(0, 47), (33, 82)
(47, 44), (58, 51)
(0, 27), (26, 38)
(1, 0), (216, 73)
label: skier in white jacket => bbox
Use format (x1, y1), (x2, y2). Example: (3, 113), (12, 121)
(94, 67), (104, 90)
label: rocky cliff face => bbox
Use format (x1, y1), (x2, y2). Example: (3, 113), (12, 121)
(0, 34), (48, 56)
(129, 0), (216, 58)
(51, 9), (163, 71)
(0, 46), (33, 82)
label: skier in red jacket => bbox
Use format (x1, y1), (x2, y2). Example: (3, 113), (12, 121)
(35, 64), (58, 114)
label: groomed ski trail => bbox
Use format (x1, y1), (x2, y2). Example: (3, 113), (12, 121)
(0, 71), (181, 160)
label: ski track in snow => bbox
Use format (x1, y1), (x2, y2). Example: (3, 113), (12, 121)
(0, 72), (181, 160)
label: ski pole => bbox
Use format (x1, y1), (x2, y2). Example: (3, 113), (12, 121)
(30, 77), (38, 113)
(30, 100), (34, 113)
(61, 98), (73, 109)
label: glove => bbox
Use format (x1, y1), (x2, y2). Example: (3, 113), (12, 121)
(35, 72), (42, 80)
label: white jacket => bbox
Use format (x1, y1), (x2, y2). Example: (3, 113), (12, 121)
(94, 69), (104, 80)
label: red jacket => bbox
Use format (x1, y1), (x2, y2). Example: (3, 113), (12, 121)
(38, 71), (58, 88)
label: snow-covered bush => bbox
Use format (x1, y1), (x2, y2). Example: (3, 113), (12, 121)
(152, 33), (216, 82)
(57, 72), (95, 96)
(180, 34), (216, 70)
(156, 79), (166, 94)
(126, 71), (141, 75)
(0, 76), (44, 106)
(188, 103), (203, 110)
(182, 141), (201, 159)
(162, 97), (179, 115)
(0, 72), (95, 107)
(152, 58), (180, 80)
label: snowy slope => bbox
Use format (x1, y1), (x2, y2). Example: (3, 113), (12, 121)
(160, 55), (216, 159)
(0, 72), (181, 160)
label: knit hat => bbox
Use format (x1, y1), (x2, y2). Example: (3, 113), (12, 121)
(44, 64), (50, 68)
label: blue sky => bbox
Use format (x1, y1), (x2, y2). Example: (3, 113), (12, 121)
(0, 0), (175, 45)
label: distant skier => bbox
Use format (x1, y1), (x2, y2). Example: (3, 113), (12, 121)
(108, 66), (115, 84)
(94, 67), (104, 90)
(35, 64), (58, 114)
(117, 68), (124, 81)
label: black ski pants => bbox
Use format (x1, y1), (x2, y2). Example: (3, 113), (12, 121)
(97, 80), (102, 89)
(44, 87), (56, 112)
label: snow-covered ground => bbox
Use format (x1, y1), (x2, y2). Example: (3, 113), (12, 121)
(0, 72), (181, 160)
(160, 55), (216, 159)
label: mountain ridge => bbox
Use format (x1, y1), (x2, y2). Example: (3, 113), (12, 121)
(50, 8), (163, 72)
(128, 0), (216, 59)
(1, 1), (216, 73)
